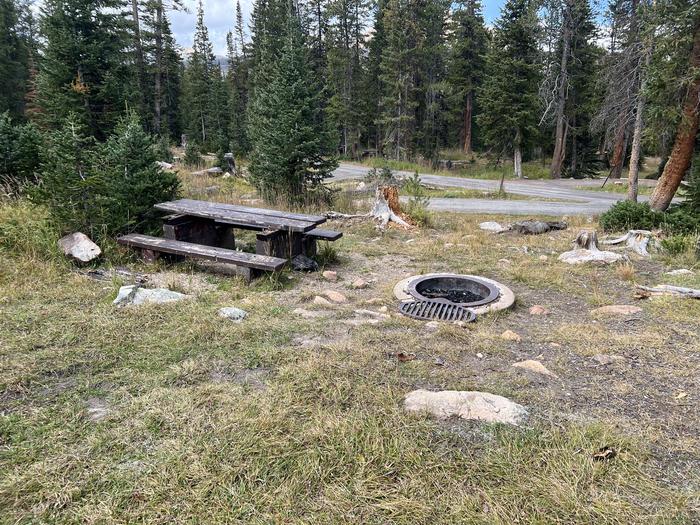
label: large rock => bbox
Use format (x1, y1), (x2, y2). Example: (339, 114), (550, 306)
(479, 221), (507, 233)
(58, 232), (101, 263)
(404, 389), (528, 426)
(323, 290), (347, 303)
(590, 304), (642, 316)
(558, 249), (624, 265)
(113, 285), (188, 306)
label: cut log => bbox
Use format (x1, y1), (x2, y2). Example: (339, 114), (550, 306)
(601, 230), (655, 256)
(635, 285), (700, 299)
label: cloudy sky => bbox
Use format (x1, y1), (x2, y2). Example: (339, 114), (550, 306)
(170, 0), (507, 55)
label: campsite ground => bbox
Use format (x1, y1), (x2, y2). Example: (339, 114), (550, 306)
(1, 169), (699, 523)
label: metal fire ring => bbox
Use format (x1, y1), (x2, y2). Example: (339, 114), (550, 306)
(406, 273), (500, 308)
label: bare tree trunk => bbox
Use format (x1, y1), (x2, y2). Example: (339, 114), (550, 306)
(153, 1), (163, 134)
(628, 41), (653, 202)
(463, 91), (473, 155)
(650, 20), (700, 211)
(550, 10), (571, 179)
(609, 124), (627, 179)
(514, 129), (523, 179)
(131, 0), (147, 114)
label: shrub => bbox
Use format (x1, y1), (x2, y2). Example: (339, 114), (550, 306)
(0, 200), (60, 260)
(184, 141), (203, 167)
(0, 111), (43, 194)
(404, 171), (432, 227)
(155, 135), (174, 162)
(32, 113), (180, 243)
(599, 201), (663, 232)
(661, 235), (694, 256)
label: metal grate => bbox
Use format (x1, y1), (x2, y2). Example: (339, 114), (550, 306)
(398, 299), (476, 322)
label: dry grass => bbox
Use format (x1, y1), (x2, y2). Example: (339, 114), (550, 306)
(1, 177), (699, 523)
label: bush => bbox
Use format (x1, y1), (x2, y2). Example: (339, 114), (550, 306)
(32, 113), (180, 243)
(661, 235), (694, 256)
(155, 135), (174, 162)
(184, 141), (203, 167)
(404, 171), (432, 227)
(0, 111), (42, 194)
(600, 201), (663, 232)
(0, 200), (60, 260)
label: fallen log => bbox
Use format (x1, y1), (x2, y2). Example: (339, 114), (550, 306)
(635, 284), (700, 299)
(602, 230), (656, 256)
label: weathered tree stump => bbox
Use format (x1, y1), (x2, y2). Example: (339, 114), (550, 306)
(370, 185), (413, 229)
(573, 229), (600, 250)
(602, 230), (655, 256)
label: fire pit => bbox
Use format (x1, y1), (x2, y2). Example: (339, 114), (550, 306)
(394, 273), (515, 319)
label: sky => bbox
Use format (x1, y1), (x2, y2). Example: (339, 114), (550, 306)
(170, 0), (507, 56)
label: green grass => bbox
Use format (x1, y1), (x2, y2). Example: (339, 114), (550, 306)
(1, 198), (698, 523)
(577, 183), (654, 196)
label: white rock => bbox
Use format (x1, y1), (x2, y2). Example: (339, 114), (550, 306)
(512, 359), (558, 378)
(113, 285), (188, 306)
(218, 306), (248, 322)
(58, 232), (101, 263)
(205, 167), (223, 175)
(666, 269), (694, 276)
(404, 389), (528, 426)
(156, 161), (174, 170)
(356, 181), (367, 191)
(480, 221), (507, 233)
(558, 249), (624, 265)
(590, 305), (642, 316)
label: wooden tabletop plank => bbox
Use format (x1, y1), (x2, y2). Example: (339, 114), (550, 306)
(118, 234), (287, 271)
(159, 199), (327, 225)
(154, 200), (319, 232)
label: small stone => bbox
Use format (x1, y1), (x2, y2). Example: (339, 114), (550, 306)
(592, 354), (625, 365)
(404, 389), (528, 426)
(406, 239), (415, 244)
(218, 306), (247, 322)
(500, 330), (522, 342)
(425, 321), (440, 331)
(539, 255), (548, 262)
(378, 306), (388, 313)
(351, 278), (369, 289)
(323, 290), (347, 303)
(480, 221), (507, 233)
(512, 359), (558, 378)
(156, 161), (174, 170)
(476, 352), (484, 359)
(356, 181), (367, 191)
(58, 232), (101, 263)
(529, 305), (548, 315)
(434, 356), (445, 366)
(313, 296), (333, 306)
(322, 270), (338, 281)
(590, 305), (642, 316)
(666, 269), (694, 276)
(549, 342), (561, 348)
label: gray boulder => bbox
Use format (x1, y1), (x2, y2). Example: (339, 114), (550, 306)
(218, 306), (248, 322)
(58, 232), (101, 263)
(113, 285), (188, 306)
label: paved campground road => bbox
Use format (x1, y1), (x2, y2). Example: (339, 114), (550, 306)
(330, 162), (657, 217)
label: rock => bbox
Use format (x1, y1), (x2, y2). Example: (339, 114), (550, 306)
(156, 161), (174, 170)
(222, 172), (233, 179)
(351, 278), (369, 289)
(313, 296), (333, 306)
(322, 270), (338, 281)
(378, 306), (388, 313)
(205, 167), (223, 175)
(218, 306), (248, 322)
(592, 353), (625, 365)
(356, 181), (367, 191)
(539, 255), (548, 261)
(323, 290), (347, 303)
(87, 398), (110, 421)
(480, 221), (507, 233)
(476, 352), (484, 359)
(529, 305), (548, 315)
(666, 269), (694, 276)
(404, 389), (528, 426)
(58, 232), (101, 263)
(292, 254), (319, 272)
(558, 249), (624, 265)
(511, 220), (567, 235)
(500, 330), (522, 342)
(113, 285), (188, 306)
(590, 305), (642, 316)
(425, 321), (440, 331)
(512, 359), (558, 378)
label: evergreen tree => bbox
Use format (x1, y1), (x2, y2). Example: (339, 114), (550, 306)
(0, 0), (31, 119)
(247, 5), (338, 205)
(36, 0), (137, 139)
(447, 0), (489, 155)
(478, 0), (540, 178)
(0, 110), (42, 191)
(226, 1), (250, 156)
(364, 0), (388, 151)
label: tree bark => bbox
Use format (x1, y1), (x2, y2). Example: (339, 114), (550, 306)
(550, 8), (571, 179)
(609, 124), (628, 179)
(131, 0), (147, 114)
(514, 129), (523, 178)
(153, 1), (163, 134)
(628, 42), (653, 202)
(463, 91), (473, 155)
(649, 20), (700, 211)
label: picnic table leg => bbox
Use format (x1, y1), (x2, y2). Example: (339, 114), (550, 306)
(256, 230), (303, 258)
(163, 215), (234, 248)
(301, 235), (317, 257)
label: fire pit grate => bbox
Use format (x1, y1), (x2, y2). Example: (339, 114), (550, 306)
(398, 299), (476, 322)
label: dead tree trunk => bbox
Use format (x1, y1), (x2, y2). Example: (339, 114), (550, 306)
(514, 129), (523, 179)
(131, 0), (147, 115)
(463, 91), (473, 155)
(608, 124), (628, 179)
(649, 19), (700, 211)
(153, 0), (163, 134)
(628, 42), (653, 202)
(550, 9), (571, 179)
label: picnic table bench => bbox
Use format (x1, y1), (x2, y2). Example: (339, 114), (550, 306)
(118, 199), (342, 280)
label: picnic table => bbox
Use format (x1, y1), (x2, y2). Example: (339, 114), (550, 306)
(118, 199), (342, 280)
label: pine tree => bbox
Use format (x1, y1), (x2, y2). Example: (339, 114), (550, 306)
(0, 110), (42, 190)
(0, 0), (31, 119)
(247, 4), (338, 205)
(364, 0), (388, 151)
(226, 1), (250, 156)
(478, 0), (540, 178)
(36, 0), (137, 139)
(447, 0), (489, 155)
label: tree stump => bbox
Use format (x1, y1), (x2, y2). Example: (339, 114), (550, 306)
(369, 185), (413, 229)
(573, 229), (599, 250)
